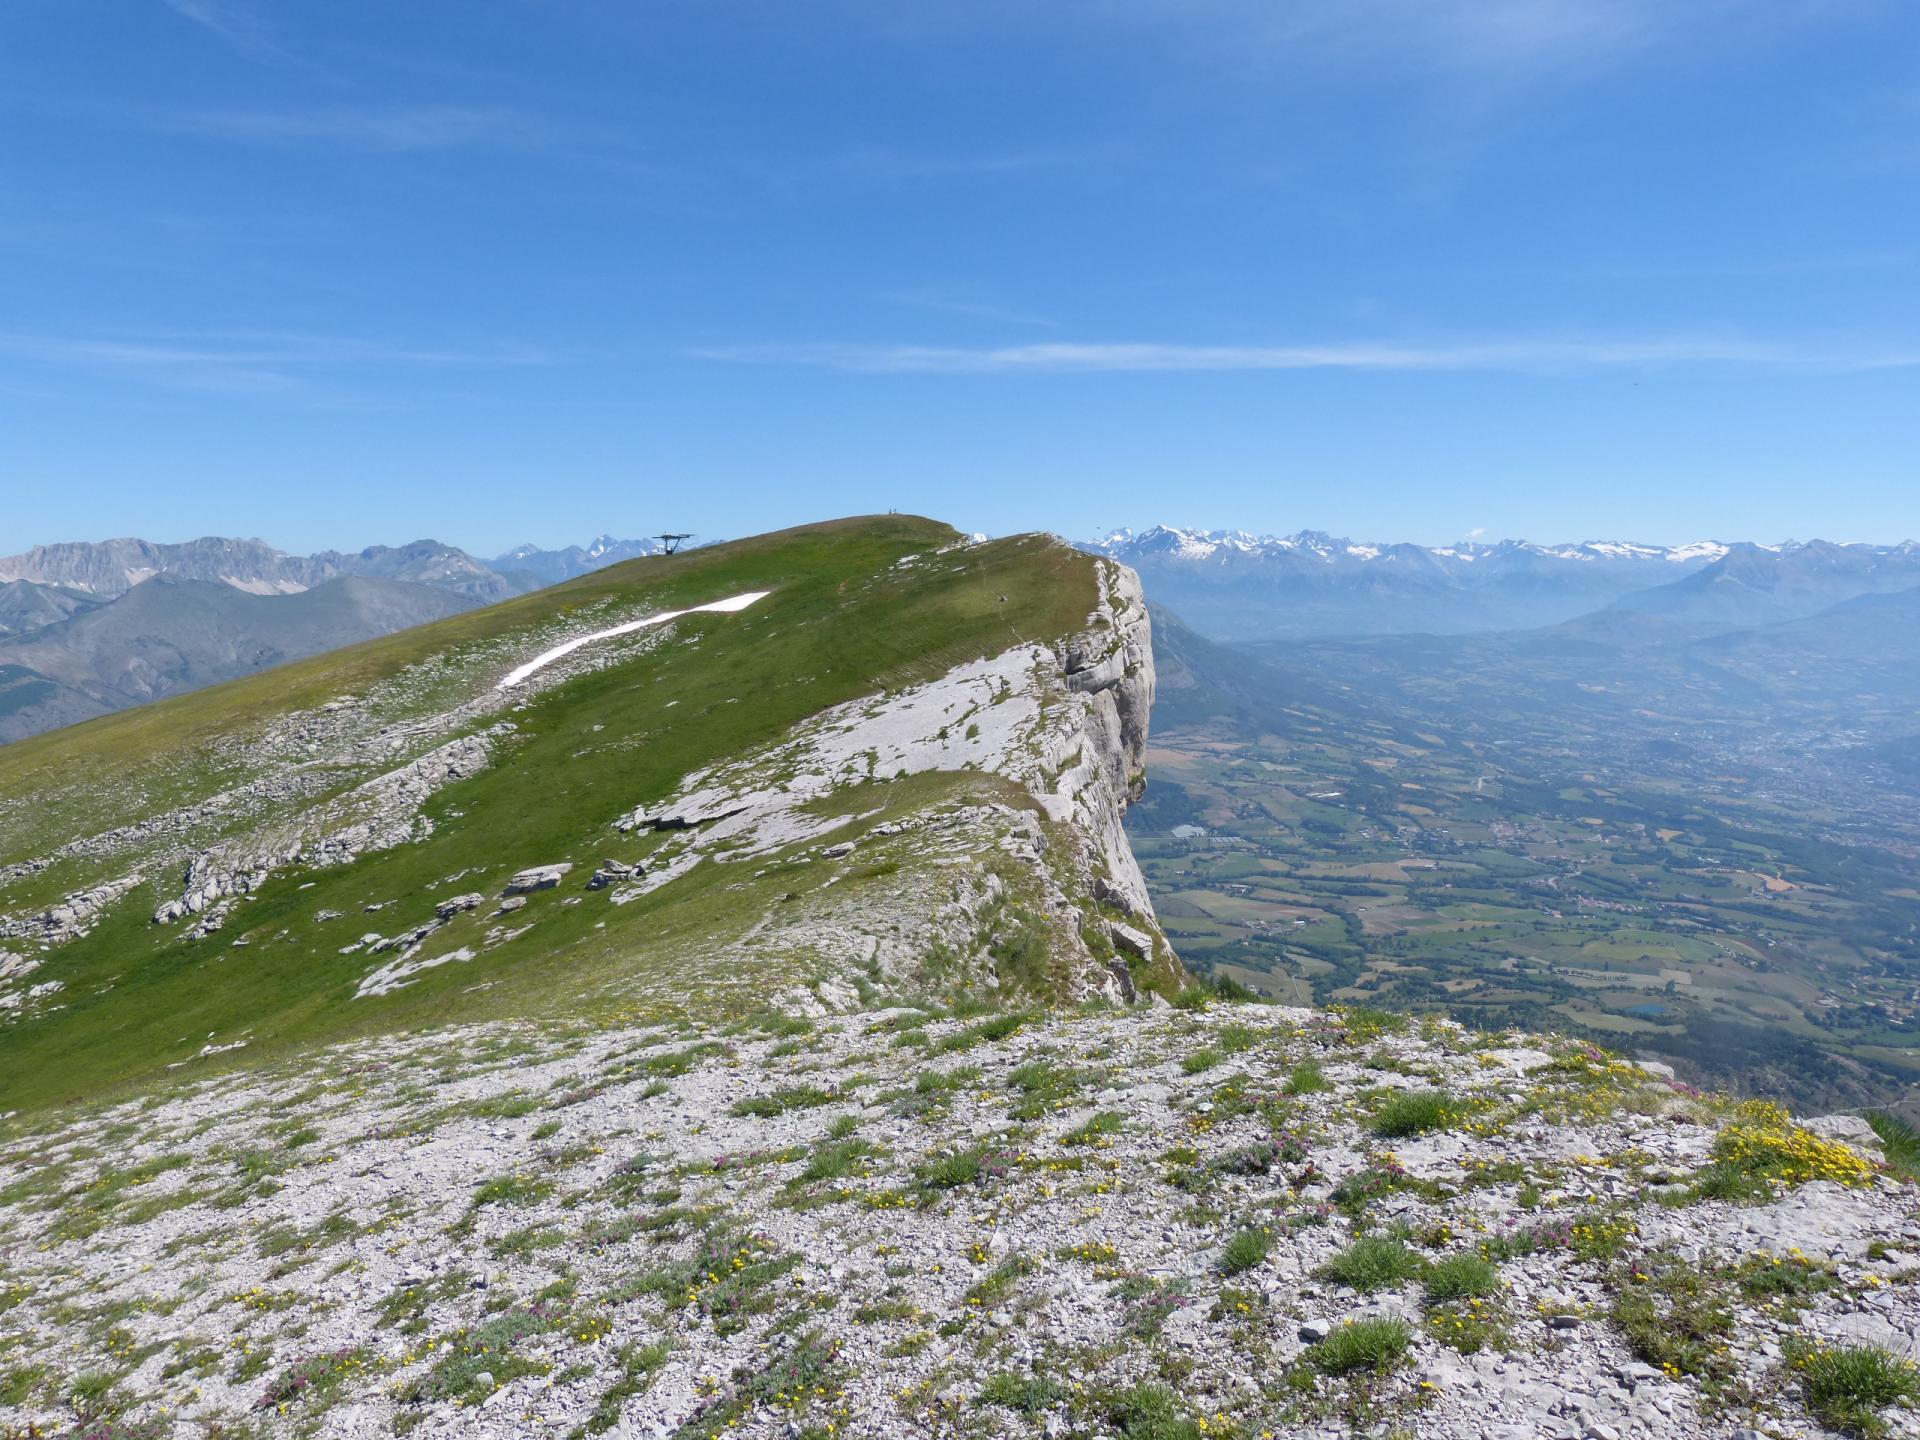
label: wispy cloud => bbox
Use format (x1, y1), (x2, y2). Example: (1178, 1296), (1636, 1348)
(1098, 0), (1850, 78)
(0, 329), (555, 393)
(691, 336), (1920, 374)
(1595, 250), (1914, 281)
(161, 0), (281, 58)
(140, 103), (538, 153)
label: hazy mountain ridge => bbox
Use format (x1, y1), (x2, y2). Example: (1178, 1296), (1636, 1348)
(1084, 526), (1919, 640)
(0, 578), (101, 638)
(0, 534), (531, 604)
(0, 575), (481, 743)
(491, 534), (673, 586)
(0, 533), (684, 743)
(0, 532), (681, 609)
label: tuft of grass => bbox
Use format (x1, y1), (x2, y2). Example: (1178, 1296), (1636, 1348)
(978, 1372), (1069, 1414)
(1685, 1158), (1773, 1204)
(1060, 1111), (1125, 1147)
(934, 1013), (1028, 1055)
(1369, 1090), (1458, 1139)
(1006, 1057), (1087, 1119)
(1306, 1317), (1413, 1376)
(799, 1139), (872, 1184)
(1106, 1382), (1202, 1440)
(1866, 1110), (1920, 1180)
(1284, 1058), (1331, 1095)
(917, 1148), (985, 1190)
(1321, 1236), (1422, 1292)
(913, 1065), (981, 1096)
(470, 1173), (553, 1209)
(1609, 1255), (1735, 1382)
(581, 1341), (671, 1434)
(964, 1255), (1036, 1310)
(1423, 1253), (1499, 1307)
(731, 1084), (838, 1118)
(1220, 1227), (1273, 1276)
(1795, 1342), (1920, 1437)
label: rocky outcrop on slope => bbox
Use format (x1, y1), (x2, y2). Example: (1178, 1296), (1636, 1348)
(603, 554), (1173, 1003)
(1, 1003), (1913, 1440)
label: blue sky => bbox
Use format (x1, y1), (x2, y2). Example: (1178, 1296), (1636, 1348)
(2, 0), (1917, 554)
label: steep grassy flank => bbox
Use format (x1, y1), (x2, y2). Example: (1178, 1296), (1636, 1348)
(0, 516), (1101, 1113)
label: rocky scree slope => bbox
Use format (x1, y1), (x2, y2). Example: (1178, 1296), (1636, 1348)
(0, 1003), (1915, 1439)
(0, 518), (1178, 1111)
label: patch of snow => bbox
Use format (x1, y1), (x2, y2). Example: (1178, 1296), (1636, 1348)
(496, 591), (770, 689)
(1665, 541), (1729, 563)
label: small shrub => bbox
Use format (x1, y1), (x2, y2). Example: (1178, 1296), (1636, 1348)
(1329, 1155), (1426, 1215)
(1706, 1101), (1876, 1190)
(1217, 1023), (1259, 1053)
(1112, 1276), (1193, 1338)
(1220, 1130), (1310, 1175)
(1686, 1159), (1772, 1204)
(964, 1255), (1035, 1309)
(913, 1065), (980, 1096)
(731, 1084), (838, 1118)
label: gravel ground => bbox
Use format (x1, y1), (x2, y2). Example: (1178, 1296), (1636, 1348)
(2, 1002), (1916, 1440)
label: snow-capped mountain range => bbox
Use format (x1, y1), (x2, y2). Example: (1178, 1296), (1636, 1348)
(1089, 525), (1737, 568)
(492, 534), (673, 586)
(1080, 527), (1920, 640)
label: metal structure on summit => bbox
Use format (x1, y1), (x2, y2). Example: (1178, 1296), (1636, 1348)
(654, 533), (693, 556)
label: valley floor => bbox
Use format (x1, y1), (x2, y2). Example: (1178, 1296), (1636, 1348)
(1, 1000), (1916, 1440)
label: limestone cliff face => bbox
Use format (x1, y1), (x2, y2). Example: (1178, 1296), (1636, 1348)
(599, 545), (1181, 1008)
(1050, 557), (1160, 937)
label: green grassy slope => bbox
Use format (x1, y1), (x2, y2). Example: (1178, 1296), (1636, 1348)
(0, 516), (1112, 1113)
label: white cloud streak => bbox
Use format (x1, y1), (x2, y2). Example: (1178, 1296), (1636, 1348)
(691, 337), (1920, 374)
(0, 330), (556, 393)
(161, 0), (278, 54)
(141, 104), (539, 152)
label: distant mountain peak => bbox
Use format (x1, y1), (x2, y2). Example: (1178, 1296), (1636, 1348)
(1079, 526), (1911, 642)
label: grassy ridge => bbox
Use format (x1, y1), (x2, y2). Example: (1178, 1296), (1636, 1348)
(0, 516), (1100, 1114)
